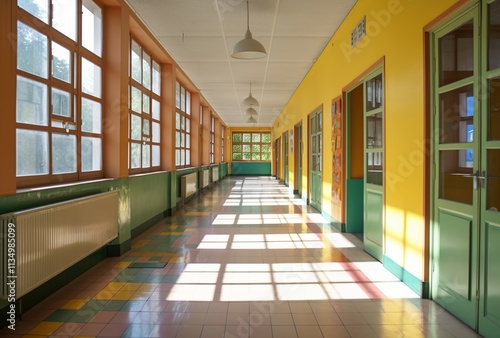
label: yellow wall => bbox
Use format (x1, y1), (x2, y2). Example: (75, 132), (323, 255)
(272, 0), (462, 282)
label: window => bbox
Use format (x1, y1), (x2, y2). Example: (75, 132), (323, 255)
(175, 81), (191, 167)
(210, 115), (215, 164)
(16, 0), (103, 186)
(232, 132), (271, 161)
(129, 39), (161, 172)
(221, 126), (225, 162)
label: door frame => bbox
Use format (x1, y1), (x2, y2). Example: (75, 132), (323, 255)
(308, 106), (323, 211)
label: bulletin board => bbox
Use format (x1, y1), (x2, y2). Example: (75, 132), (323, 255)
(331, 96), (344, 223)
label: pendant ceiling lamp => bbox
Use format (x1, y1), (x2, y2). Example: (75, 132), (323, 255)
(246, 107), (258, 115)
(247, 115), (257, 124)
(231, 1), (267, 59)
(242, 82), (259, 106)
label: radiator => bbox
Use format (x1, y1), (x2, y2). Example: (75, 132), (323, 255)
(212, 167), (219, 182)
(181, 172), (197, 198)
(200, 170), (209, 189)
(0, 191), (118, 299)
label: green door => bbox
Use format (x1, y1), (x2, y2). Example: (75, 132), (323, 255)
(432, 1), (500, 335)
(363, 70), (384, 262)
(478, 0), (500, 336)
(283, 131), (289, 186)
(309, 109), (322, 211)
(296, 123), (303, 196)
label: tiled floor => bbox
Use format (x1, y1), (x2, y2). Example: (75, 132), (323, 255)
(2, 176), (482, 337)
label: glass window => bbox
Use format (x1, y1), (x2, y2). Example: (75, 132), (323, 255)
(129, 39), (161, 172)
(232, 132), (271, 161)
(16, 0), (103, 186)
(176, 81), (191, 167)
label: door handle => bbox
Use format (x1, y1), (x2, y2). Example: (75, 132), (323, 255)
(463, 170), (486, 189)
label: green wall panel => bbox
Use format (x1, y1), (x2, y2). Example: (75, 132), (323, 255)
(345, 178), (364, 233)
(129, 172), (169, 231)
(231, 162), (271, 175)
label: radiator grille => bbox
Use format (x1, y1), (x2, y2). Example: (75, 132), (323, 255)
(0, 191), (118, 298)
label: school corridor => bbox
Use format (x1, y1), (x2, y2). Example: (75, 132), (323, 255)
(0, 177), (482, 338)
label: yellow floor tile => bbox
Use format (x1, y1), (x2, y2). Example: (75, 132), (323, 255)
(114, 261), (132, 268)
(104, 282), (125, 291)
(121, 283), (142, 291)
(93, 290), (117, 300)
(60, 298), (88, 310)
(130, 291), (152, 300)
(137, 284), (158, 292)
(111, 290), (135, 300)
(27, 322), (63, 335)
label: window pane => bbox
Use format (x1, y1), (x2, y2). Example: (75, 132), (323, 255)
(262, 145), (270, 153)
(16, 129), (48, 176)
(252, 133), (260, 142)
(176, 113), (181, 129)
(252, 144), (260, 153)
(142, 53), (151, 89)
(82, 57), (101, 98)
(243, 145), (250, 152)
(180, 86), (186, 111)
(81, 136), (101, 171)
(233, 145), (241, 152)
(262, 133), (271, 143)
(143, 119), (150, 136)
(233, 153), (242, 160)
(366, 152), (383, 185)
(16, 76), (48, 126)
(487, 149), (500, 211)
(52, 88), (71, 118)
(131, 40), (141, 83)
(439, 85), (474, 144)
(152, 61), (161, 95)
(152, 145), (160, 167)
(82, 0), (103, 57)
(142, 144), (150, 168)
(152, 122), (160, 143)
(176, 131), (181, 147)
(233, 133), (241, 142)
(186, 149), (190, 165)
(152, 99), (160, 120)
(53, 0), (76, 40)
(18, 0), (49, 23)
(180, 149), (185, 166)
(262, 153), (271, 160)
(176, 81), (180, 109)
(365, 74), (383, 111)
(52, 133), (76, 174)
(52, 42), (71, 83)
(366, 112), (383, 148)
(186, 134), (190, 148)
(439, 150), (473, 204)
(131, 143), (141, 168)
(243, 153), (251, 160)
(143, 93), (150, 114)
(252, 153), (261, 160)
(488, 77), (500, 140)
(186, 91), (191, 115)
(17, 21), (48, 78)
(176, 149), (180, 165)
(131, 86), (141, 113)
(82, 97), (101, 133)
(439, 19), (474, 86)
(243, 133), (251, 142)
(131, 114), (141, 140)
(186, 118), (190, 132)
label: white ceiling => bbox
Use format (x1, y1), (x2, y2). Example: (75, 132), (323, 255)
(126, 0), (357, 127)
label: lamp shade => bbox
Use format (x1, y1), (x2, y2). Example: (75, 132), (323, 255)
(231, 1), (267, 59)
(232, 30), (267, 59)
(247, 115), (257, 124)
(246, 107), (258, 115)
(242, 92), (259, 106)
